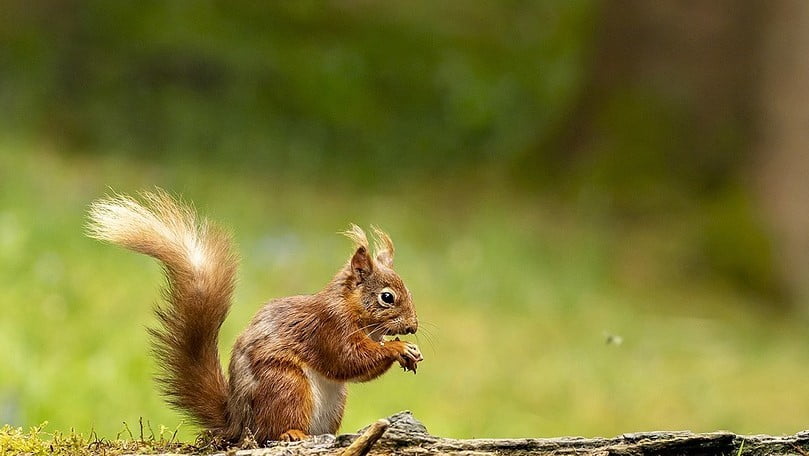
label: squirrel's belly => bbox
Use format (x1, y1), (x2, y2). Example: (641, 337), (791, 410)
(303, 366), (346, 435)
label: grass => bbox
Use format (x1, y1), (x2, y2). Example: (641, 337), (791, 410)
(1, 139), (809, 448)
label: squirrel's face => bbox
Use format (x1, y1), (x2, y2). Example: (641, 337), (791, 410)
(357, 264), (417, 340)
(343, 233), (418, 341)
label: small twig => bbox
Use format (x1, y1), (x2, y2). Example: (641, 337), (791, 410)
(341, 419), (390, 456)
(791, 443), (809, 456)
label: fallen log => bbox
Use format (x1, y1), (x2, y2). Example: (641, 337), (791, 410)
(190, 411), (809, 456)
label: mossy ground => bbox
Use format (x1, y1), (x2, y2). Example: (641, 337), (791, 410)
(0, 421), (199, 455)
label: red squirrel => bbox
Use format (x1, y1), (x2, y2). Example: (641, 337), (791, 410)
(87, 190), (422, 443)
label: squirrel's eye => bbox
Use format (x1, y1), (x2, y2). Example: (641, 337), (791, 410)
(378, 289), (396, 306)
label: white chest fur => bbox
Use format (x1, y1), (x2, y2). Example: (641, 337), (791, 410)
(303, 367), (346, 435)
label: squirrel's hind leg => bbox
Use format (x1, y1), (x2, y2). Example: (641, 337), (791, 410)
(251, 360), (314, 442)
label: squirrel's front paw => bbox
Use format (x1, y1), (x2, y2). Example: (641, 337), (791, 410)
(394, 339), (423, 374)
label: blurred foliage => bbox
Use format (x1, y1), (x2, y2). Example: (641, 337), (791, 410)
(0, 0), (802, 444)
(0, 0), (780, 300)
(1, 0), (593, 182)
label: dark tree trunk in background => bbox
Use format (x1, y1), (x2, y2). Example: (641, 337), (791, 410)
(755, 1), (809, 307)
(562, 0), (759, 180)
(589, 1), (758, 136)
(562, 0), (809, 307)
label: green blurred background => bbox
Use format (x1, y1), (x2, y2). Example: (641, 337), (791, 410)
(2, 0), (809, 441)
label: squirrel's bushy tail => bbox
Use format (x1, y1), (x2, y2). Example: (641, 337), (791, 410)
(87, 190), (236, 435)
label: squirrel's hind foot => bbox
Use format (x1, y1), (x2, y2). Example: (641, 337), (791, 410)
(279, 429), (309, 441)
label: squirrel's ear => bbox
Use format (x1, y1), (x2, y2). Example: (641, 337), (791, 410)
(350, 246), (374, 285)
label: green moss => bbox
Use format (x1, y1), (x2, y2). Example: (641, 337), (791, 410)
(0, 423), (50, 455)
(0, 421), (204, 455)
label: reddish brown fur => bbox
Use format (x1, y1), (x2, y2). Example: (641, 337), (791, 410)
(87, 193), (421, 444)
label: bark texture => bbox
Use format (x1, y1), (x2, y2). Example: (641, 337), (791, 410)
(184, 411), (809, 456)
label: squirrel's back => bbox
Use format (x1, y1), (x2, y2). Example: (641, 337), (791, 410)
(87, 190), (236, 435)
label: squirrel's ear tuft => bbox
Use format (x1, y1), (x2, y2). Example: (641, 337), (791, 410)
(371, 225), (395, 268)
(350, 245), (373, 284)
(342, 224), (369, 247)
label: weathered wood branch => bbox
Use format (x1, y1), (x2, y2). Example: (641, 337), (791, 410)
(179, 412), (809, 456)
(340, 419), (389, 456)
